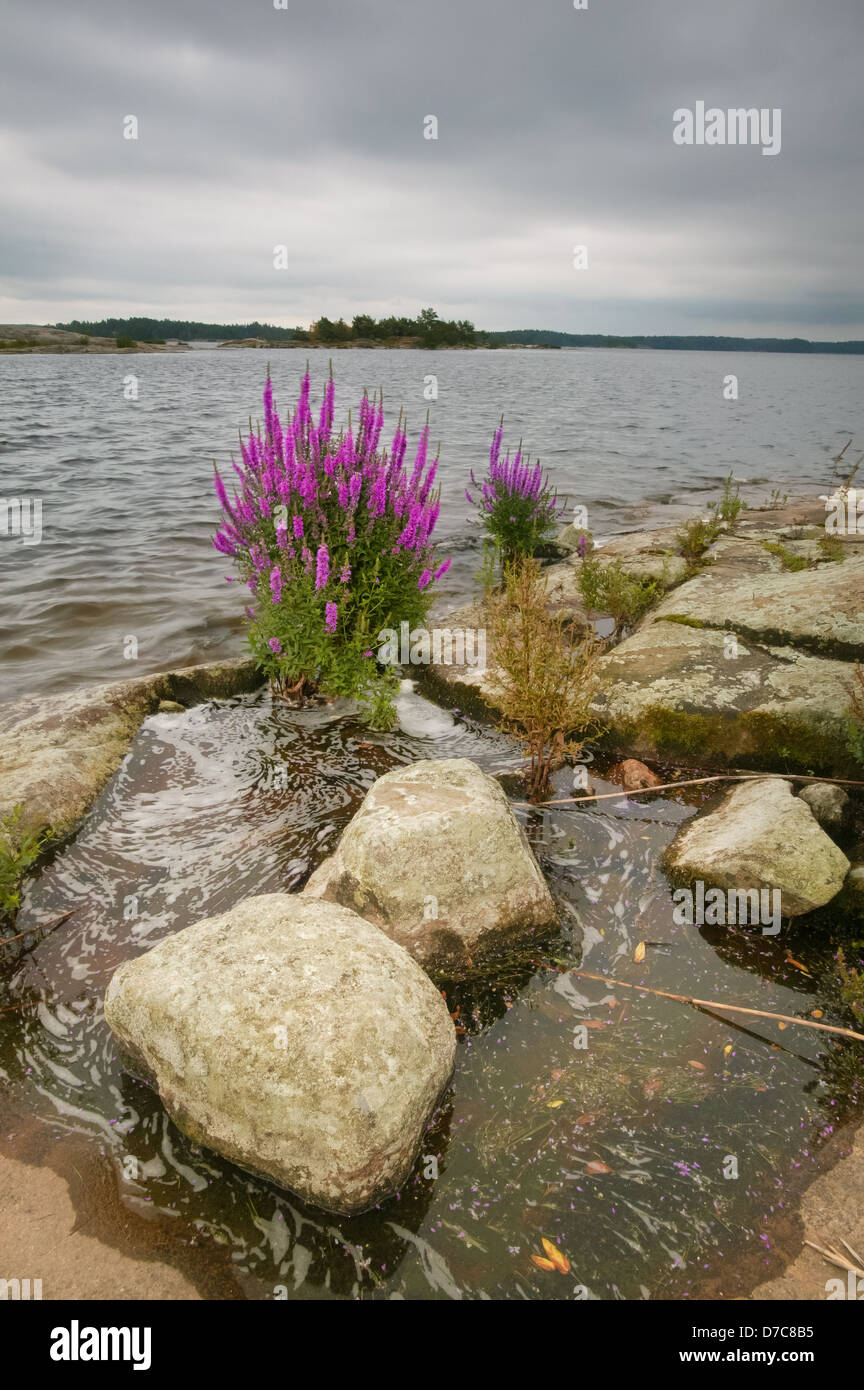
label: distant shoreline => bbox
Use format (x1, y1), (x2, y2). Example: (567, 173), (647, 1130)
(3, 322), (864, 356)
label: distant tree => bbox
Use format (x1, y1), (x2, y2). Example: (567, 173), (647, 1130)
(352, 314), (376, 338)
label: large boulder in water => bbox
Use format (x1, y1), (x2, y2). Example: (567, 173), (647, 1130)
(303, 758), (558, 978)
(104, 894), (456, 1215)
(663, 778), (850, 916)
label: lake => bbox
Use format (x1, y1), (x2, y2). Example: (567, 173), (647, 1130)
(1, 346), (861, 701)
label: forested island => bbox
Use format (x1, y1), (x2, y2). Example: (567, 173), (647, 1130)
(2, 309), (862, 353)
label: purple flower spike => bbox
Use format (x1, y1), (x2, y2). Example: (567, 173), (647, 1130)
(324, 601), (338, 633)
(315, 544), (329, 591)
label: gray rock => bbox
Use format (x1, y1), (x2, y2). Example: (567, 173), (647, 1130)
(0, 657), (262, 849)
(303, 758), (558, 978)
(651, 545), (864, 660)
(664, 778), (850, 916)
(104, 894), (455, 1215)
(798, 782), (851, 832)
(557, 524), (594, 555)
(841, 864), (864, 919)
(588, 621), (856, 773)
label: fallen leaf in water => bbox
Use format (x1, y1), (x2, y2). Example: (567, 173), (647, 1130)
(550, 1069), (564, 1081)
(753, 1083), (769, 1092)
(582, 1019), (607, 1030)
(786, 955), (810, 973)
(777, 1022), (787, 1030)
(723, 1043), (733, 1057)
(643, 1076), (662, 1096)
(547, 1100), (564, 1109)
(615, 1074), (632, 1085)
(633, 941), (647, 963)
(585, 1159), (612, 1175)
(811, 1009), (824, 1019)
(688, 1060), (707, 1071)
(574, 1113), (598, 1126)
(531, 1255), (556, 1272)
(541, 1238), (571, 1274)
(606, 998), (620, 1007)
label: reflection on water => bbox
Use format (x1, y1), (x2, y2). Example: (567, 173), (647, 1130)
(1, 689), (861, 1300)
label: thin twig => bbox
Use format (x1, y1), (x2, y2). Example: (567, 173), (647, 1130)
(518, 770), (864, 809)
(568, 968), (864, 1043)
(0, 908), (76, 948)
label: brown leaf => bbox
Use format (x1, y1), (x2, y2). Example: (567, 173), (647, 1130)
(531, 1255), (556, 1272)
(585, 1159), (612, 1175)
(688, 1060), (707, 1071)
(541, 1238), (571, 1274)
(574, 1112), (598, 1126)
(643, 1076), (662, 1096)
(811, 1009), (824, 1019)
(786, 955), (810, 974)
(633, 941), (647, 964)
(582, 1019), (607, 1030)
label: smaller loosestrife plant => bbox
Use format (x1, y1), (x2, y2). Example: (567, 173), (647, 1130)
(466, 421), (564, 568)
(212, 371), (450, 727)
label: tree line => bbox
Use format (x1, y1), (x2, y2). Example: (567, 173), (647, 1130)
(54, 315), (864, 354)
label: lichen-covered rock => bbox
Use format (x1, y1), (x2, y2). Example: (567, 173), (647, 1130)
(839, 864), (864, 920)
(589, 622), (856, 774)
(798, 782), (851, 832)
(663, 778), (850, 916)
(303, 758), (558, 977)
(104, 894), (455, 1215)
(0, 657), (261, 846)
(651, 546), (864, 660)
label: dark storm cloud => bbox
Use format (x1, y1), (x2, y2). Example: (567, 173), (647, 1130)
(0, 0), (862, 335)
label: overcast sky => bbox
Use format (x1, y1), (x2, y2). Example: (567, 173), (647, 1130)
(1, 0), (861, 337)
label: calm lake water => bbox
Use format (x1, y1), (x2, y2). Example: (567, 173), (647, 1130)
(1, 346), (861, 701)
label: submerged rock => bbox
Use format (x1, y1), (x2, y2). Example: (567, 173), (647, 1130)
(303, 758), (558, 978)
(104, 894), (455, 1215)
(607, 758), (664, 790)
(797, 782), (851, 833)
(663, 778), (850, 917)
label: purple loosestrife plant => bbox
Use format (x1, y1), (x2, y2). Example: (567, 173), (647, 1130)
(212, 369), (449, 727)
(466, 419), (564, 568)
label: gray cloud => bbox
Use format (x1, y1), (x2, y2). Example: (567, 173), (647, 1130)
(1, 0), (862, 335)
